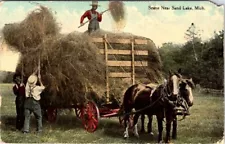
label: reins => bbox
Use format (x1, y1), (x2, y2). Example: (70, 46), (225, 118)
(111, 84), (169, 118)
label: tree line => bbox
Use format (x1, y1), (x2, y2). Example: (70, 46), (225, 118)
(159, 23), (223, 89)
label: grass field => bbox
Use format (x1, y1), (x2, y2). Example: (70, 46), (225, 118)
(0, 84), (224, 143)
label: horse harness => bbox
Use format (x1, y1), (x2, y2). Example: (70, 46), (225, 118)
(117, 81), (188, 118)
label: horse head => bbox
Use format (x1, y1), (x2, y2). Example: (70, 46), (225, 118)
(166, 69), (183, 99)
(167, 69), (194, 107)
(179, 78), (194, 107)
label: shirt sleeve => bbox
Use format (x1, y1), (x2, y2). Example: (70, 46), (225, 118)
(97, 12), (102, 22)
(80, 10), (90, 24)
(13, 85), (18, 96)
(25, 83), (29, 97)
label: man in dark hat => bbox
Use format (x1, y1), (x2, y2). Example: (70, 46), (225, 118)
(80, 1), (102, 34)
(12, 73), (25, 130)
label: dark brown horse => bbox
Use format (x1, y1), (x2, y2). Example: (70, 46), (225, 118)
(140, 77), (195, 138)
(121, 71), (194, 143)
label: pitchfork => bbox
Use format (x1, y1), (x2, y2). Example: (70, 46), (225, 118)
(78, 8), (111, 28)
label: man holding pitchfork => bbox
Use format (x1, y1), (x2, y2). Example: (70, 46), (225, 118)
(80, 1), (103, 34)
(22, 67), (45, 134)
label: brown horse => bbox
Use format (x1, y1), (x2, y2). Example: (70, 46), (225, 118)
(140, 78), (195, 139)
(121, 71), (194, 143)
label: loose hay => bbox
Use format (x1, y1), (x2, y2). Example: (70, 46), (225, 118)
(3, 6), (60, 53)
(109, 1), (126, 31)
(109, 1), (126, 23)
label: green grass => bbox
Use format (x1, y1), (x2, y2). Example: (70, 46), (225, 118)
(0, 84), (224, 143)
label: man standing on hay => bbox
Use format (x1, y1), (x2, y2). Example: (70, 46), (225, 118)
(22, 70), (45, 134)
(80, 1), (102, 34)
(12, 73), (25, 130)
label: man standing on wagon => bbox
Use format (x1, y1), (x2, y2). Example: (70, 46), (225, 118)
(80, 1), (102, 34)
(22, 69), (45, 134)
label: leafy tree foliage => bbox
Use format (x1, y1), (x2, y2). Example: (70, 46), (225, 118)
(159, 30), (224, 89)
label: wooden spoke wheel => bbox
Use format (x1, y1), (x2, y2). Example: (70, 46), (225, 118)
(46, 108), (57, 123)
(75, 107), (82, 118)
(80, 101), (100, 132)
(119, 114), (134, 128)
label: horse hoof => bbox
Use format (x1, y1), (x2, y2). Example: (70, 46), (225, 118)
(165, 140), (174, 144)
(123, 136), (128, 139)
(148, 132), (154, 136)
(158, 140), (163, 144)
(123, 133), (129, 139)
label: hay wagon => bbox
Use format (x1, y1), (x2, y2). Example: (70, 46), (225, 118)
(43, 34), (151, 132)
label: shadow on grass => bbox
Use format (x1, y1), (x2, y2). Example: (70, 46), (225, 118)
(43, 115), (84, 130)
(1, 114), (84, 131)
(1, 115), (17, 131)
(97, 118), (157, 143)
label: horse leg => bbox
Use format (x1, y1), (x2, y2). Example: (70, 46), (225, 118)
(172, 116), (177, 139)
(140, 114), (145, 133)
(123, 109), (131, 139)
(156, 115), (163, 143)
(147, 114), (154, 136)
(132, 113), (140, 138)
(165, 111), (173, 143)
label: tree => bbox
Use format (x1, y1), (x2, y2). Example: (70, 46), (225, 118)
(184, 23), (202, 61)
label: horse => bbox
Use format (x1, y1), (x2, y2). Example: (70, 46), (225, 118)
(140, 78), (195, 139)
(121, 70), (194, 143)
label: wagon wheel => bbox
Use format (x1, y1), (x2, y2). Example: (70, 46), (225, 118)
(80, 101), (100, 132)
(119, 114), (134, 128)
(46, 108), (57, 123)
(75, 107), (81, 118)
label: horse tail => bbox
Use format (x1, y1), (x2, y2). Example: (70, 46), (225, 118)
(122, 84), (139, 109)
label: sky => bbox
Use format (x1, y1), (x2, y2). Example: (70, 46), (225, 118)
(0, 1), (224, 47)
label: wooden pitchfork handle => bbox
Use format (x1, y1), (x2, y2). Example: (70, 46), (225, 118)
(78, 9), (110, 28)
(38, 52), (41, 78)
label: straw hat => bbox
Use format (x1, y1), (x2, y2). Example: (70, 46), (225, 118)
(90, 1), (100, 6)
(27, 75), (37, 86)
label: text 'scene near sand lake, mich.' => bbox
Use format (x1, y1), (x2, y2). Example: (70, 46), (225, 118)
(148, 5), (205, 10)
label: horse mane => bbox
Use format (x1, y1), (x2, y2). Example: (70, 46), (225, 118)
(185, 79), (195, 89)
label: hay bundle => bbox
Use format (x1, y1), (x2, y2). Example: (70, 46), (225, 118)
(3, 6), (60, 52)
(3, 6), (106, 107)
(109, 1), (125, 22)
(109, 1), (126, 30)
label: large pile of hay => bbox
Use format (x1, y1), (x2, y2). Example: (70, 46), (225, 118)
(3, 6), (106, 107)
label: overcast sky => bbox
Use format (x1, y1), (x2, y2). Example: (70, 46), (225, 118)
(0, 1), (224, 47)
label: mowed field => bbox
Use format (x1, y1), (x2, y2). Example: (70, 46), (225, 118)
(0, 84), (224, 143)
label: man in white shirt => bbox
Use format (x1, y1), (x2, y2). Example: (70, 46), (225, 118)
(22, 70), (45, 134)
